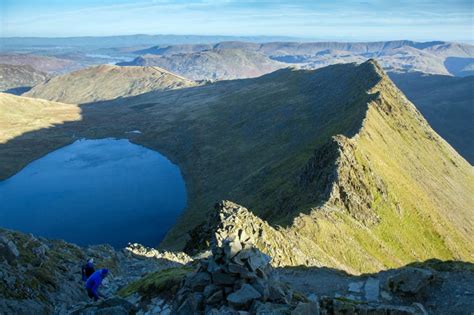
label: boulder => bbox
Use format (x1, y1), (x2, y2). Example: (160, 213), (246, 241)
(223, 237), (243, 259)
(227, 284), (262, 308)
(70, 298), (137, 315)
(176, 293), (203, 315)
(0, 235), (20, 264)
(186, 272), (211, 291)
(247, 251), (271, 272)
(387, 268), (435, 296)
(250, 301), (292, 314)
(206, 290), (224, 305)
(291, 301), (320, 315)
(212, 271), (239, 286)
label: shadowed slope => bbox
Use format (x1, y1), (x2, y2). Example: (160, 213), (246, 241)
(389, 72), (474, 163)
(24, 64), (196, 104)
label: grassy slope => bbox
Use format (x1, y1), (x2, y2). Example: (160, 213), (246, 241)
(0, 93), (81, 144)
(287, 67), (473, 272)
(0, 61), (472, 273)
(24, 64), (196, 104)
(389, 72), (474, 164)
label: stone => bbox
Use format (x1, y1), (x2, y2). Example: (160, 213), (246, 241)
(228, 263), (257, 279)
(251, 278), (270, 301)
(70, 298), (138, 315)
(364, 277), (379, 302)
(186, 272), (211, 291)
(207, 259), (221, 273)
(203, 284), (219, 298)
(238, 229), (250, 243)
(268, 282), (288, 303)
(332, 299), (356, 315)
(212, 271), (238, 286)
(412, 302), (428, 315)
(250, 301), (292, 314)
(160, 307), (171, 315)
(176, 293), (203, 315)
(247, 251), (271, 272)
(387, 268), (434, 296)
(227, 284), (262, 308)
(291, 301), (320, 315)
(32, 244), (49, 259)
(206, 289), (224, 305)
(224, 237), (243, 259)
(380, 290), (392, 301)
(348, 281), (364, 293)
(0, 235), (20, 264)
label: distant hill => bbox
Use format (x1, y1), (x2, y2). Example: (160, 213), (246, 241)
(2, 61), (472, 274)
(0, 54), (80, 74)
(24, 64), (196, 104)
(0, 64), (48, 94)
(389, 72), (474, 164)
(119, 48), (287, 81)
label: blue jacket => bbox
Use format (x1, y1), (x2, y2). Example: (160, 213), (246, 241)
(85, 269), (107, 297)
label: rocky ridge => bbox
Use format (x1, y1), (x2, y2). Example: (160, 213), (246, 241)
(1, 60), (472, 275)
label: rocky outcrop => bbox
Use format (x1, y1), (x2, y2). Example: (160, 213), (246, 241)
(125, 243), (193, 266)
(174, 223), (318, 314)
(0, 228), (189, 314)
(185, 200), (318, 267)
(174, 218), (430, 315)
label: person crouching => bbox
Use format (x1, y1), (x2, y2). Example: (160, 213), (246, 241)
(85, 268), (109, 301)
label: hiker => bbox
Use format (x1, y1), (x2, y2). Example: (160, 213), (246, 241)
(81, 258), (95, 281)
(85, 268), (109, 301)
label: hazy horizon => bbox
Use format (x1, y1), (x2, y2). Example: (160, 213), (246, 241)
(1, 0), (472, 42)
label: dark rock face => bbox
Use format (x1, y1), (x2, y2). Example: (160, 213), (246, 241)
(386, 268), (435, 296)
(0, 235), (20, 264)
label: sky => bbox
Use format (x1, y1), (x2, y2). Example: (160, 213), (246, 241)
(1, 0), (473, 41)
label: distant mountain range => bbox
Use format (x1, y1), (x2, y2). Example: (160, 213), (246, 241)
(119, 48), (287, 81)
(24, 64), (196, 104)
(124, 40), (474, 78)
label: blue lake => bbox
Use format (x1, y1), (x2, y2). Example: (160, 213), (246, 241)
(0, 138), (187, 248)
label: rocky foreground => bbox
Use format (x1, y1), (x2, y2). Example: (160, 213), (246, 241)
(1, 201), (473, 314)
